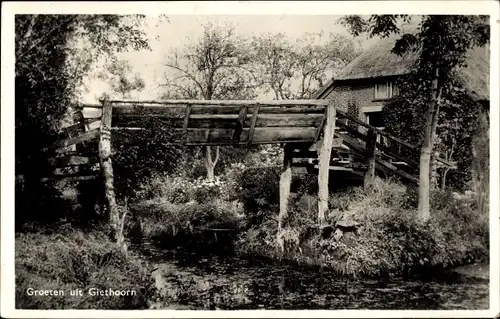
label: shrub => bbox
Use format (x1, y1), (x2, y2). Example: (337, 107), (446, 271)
(134, 197), (244, 250)
(233, 166), (281, 215)
(134, 174), (198, 203)
(15, 227), (155, 309)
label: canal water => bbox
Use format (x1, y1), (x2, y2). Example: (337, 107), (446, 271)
(145, 249), (489, 310)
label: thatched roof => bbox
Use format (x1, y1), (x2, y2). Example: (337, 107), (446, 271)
(335, 37), (419, 80)
(316, 36), (490, 101)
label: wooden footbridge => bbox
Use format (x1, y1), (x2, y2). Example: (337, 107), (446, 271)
(42, 98), (455, 241)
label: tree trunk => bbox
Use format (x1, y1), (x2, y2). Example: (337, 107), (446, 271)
(440, 167), (450, 190)
(418, 66), (440, 221)
(204, 145), (220, 181)
(277, 144), (293, 254)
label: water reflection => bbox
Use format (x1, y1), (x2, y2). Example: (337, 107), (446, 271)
(147, 249), (489, 310)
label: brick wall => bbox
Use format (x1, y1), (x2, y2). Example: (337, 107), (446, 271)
(325, 77), (398, 122)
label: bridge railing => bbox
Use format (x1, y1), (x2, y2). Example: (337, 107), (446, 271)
(83, 99), (330, 146)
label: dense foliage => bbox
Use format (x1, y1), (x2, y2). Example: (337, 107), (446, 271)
(383, 74), (484, 190)
(15, 14), (150, 226)
(15, 227), (155, 309)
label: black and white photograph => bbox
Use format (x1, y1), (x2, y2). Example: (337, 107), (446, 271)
(1, 1), (499, 317)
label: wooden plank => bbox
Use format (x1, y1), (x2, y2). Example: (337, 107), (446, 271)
(43, 129), (100, 153)
(113, 127), (319, 145)
(364, 129), (377, 192)
(62, 118), (101, 136)
(318, 101), (336, 226)
(315, 108), (328, 142)
(81, 103), (103, 109)
(40, 175), (99, 182)
(112, 113), (323, 129)
(253, 114), (323, 127)
(375, 141), (419, 169)
(376, 158), (419, 184)
(247, 103), (261, 146)
(53, 164), (99, 176)
(110, 104), (324, 119)
(278, 143), (293, 253)
(252, 127), (317, 143)
(82, 107), (103, 119)
(107, 98), (329, 107)
(48, 155), (98, 167)
(233, 105), (248, 143)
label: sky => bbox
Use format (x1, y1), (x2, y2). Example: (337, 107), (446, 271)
(80, 15), (381, 103)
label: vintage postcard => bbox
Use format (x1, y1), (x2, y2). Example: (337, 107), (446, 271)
(1, 1), (499, 318)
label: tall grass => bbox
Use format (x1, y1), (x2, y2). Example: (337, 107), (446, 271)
(15, 227), (156, 309)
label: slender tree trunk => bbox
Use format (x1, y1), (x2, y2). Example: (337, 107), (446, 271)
(277, 145), (293, 254)
(204, 145), (220, 180)
(440, 168), (450, 190)
(418, 66), (440, 221)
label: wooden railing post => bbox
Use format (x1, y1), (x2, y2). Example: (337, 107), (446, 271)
(364, 129), (377, 192)
(277, 143), (293, 254)
(99, 100), (120, 244)
(317, 101), (336, 227)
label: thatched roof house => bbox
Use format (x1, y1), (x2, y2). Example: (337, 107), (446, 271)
(315, 37), (490, 115)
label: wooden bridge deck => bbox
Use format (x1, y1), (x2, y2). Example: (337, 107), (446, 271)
(83, 99), (330, 146)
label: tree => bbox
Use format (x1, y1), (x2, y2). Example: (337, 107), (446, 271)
(339, 15), (489, 221)
(160, 22), (260, 180)
(97, 59), (145, 99)
(252, 32), (359, 99)
(15, 14), (150, 230)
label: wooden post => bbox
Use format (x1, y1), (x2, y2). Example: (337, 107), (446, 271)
(99, 100), (120, 244)
(277, 144), (293, 254)
(247, 103), (261, 147)
(182, 104), (192, 145)
(364, 129), (377, 192)
(317, 101), (336, 227)
(233, 105), (248, 144)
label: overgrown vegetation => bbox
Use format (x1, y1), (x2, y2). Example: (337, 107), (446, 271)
(15, 226), (155, 309)
(235, 176), (489, 278)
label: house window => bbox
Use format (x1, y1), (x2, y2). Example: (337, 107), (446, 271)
(374, 81), (399, 100)
(366, 111), (386, 145)
(366, 111), (385, 128)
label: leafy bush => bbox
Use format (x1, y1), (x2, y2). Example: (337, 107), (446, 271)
(15, 227), (155, 309)
(232, 166), (281, 214)
(134, 196), (244, 250)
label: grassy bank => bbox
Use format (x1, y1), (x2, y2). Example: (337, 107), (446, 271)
(15, 226), (156, 309)
(235, 176), (489, 278)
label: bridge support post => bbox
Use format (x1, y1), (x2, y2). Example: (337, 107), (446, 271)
(364, 129), (377, 192)
(99, 100), (121, 246)
(317, 101), (336, 227)
(277, 144), (293, 254)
